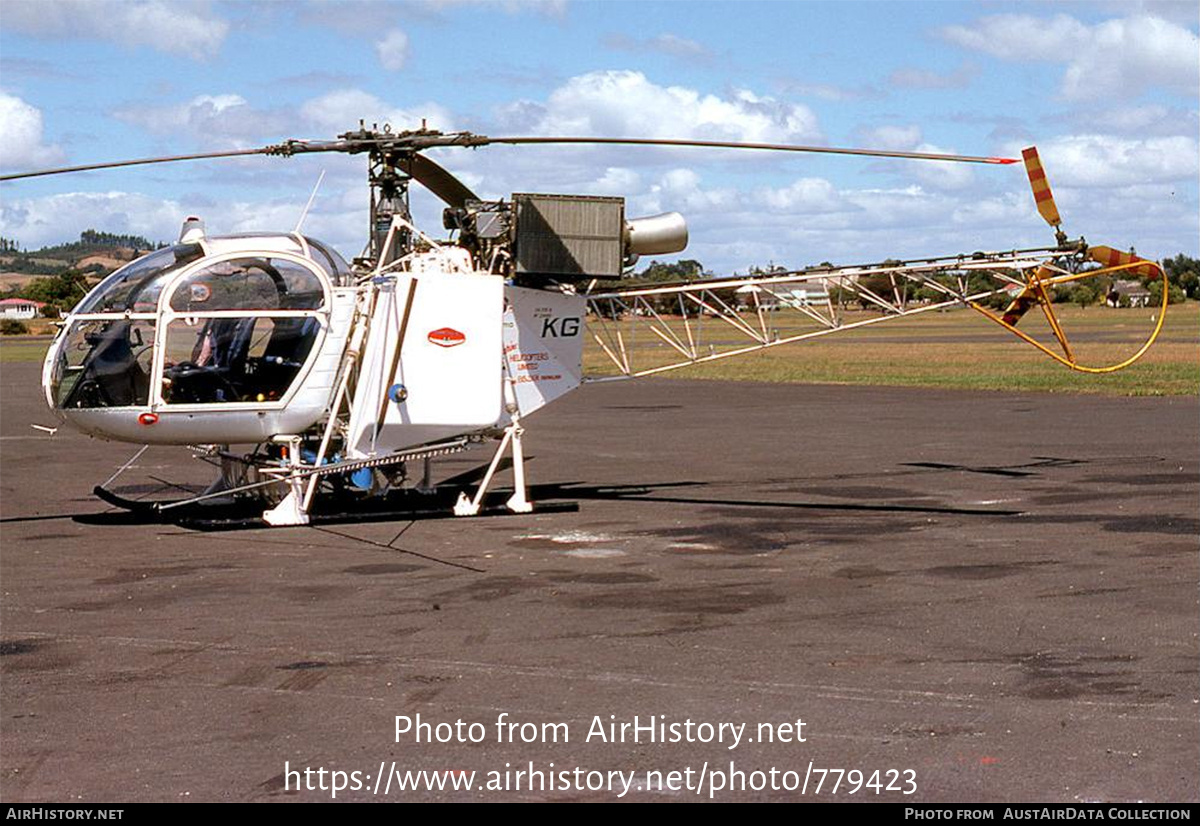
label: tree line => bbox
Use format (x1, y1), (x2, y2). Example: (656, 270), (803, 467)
(1, 230), (162, 264)
(627, 253), (1200, 313)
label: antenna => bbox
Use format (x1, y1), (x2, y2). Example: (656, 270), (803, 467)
(294, 169), (326, 233)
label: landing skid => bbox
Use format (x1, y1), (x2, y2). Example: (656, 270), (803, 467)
(93, 484), (181, 513)
(89, 418), (546, 528)
(91, 424), (567, 530)
(86, 484), (577, 531)
(183, 497), (577, 531)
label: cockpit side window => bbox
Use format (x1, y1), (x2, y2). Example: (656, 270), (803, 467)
(75, 244), (202, 314)
(169, 257), (326, 312)
(157, 255), (327, 405)
(161, 316), (320, 404)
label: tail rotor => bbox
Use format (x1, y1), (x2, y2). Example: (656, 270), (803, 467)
(981, 146), (1167, 373)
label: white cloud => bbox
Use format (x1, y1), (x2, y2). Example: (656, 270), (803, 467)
(111, 93), (309, 152)
(604, 33), (712, 62)
(304, 0), (567, 31)
(647, 34), (708, 59)
(298, 0), (404, 35)
(116, 94), (250, 134)
(0, 191), (185, 249)
(1062, 16), (1200, 100)
(949, 191), (1030, 228)
(2, 0), (229, 61)
(759, 178), (843, 213)
(888, 62), (978, 90)
(840, 186), (948, 230)
(299, 89), (454, 134)
(442, 72), (830, 211)
(426, 0), (565, 17)
(653, 168), (736, 211)
(0, 188), (372, 260)
(1015, 134), (1200, 188)
(1076, 104), (1200, 140)
(113, 86), (462, 149)
(0, 94), (66, 171)
(507, 70), (822, 144)
(854, 126), (976, 191)
(104, 86), (461, 162)
(940, 13), (1199, 100)
(376, 28), (409, 71)
(591, 167), (642, 196)
(941, 14), (1089, 61)
(1087, 104), (1170, 134)
(780, 81), (883, 102)
(857, 125), (923, 151)
(1095, 1), (1200, 27)
(908, 145), (976, 191)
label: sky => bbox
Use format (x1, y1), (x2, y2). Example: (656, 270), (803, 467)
(1, 0), (1197, 275)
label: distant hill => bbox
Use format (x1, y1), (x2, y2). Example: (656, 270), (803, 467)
(0, 231), (166, 315)
(0, 230), (164, 278)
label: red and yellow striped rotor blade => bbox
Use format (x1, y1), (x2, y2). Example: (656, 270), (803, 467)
(1088, 245), (1161, 280)
(1001, 265), (1053, 327)
(1022, 146), (1062, 228)
(1001, 286), (1039, 327)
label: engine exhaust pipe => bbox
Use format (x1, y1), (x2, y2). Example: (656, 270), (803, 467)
(625, 212), (688, 257)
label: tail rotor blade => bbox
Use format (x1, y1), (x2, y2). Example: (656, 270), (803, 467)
(1088, 246), (1161, 280)
(1022, 147), (1063, 230)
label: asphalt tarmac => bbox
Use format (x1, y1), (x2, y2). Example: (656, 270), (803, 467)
(1, 360), (1197, 802)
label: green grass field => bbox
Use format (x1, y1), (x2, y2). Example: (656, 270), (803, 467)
(584, 301), (1199, 396)
(0, 336), (53, 365)
(3, 302), (1196, 395)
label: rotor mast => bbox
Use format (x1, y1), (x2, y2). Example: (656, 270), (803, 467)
(337, 124), (426, 268)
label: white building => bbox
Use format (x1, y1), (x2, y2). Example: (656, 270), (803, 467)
(1106, 279), (1152, 308)
(736, 284), (830, 309)
(0, 298), (46, 319)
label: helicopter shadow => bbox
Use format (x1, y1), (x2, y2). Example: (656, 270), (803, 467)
(59, 453), (1021, 532)
(528, 480), (1022, 517)
(66, 457), (571, 531)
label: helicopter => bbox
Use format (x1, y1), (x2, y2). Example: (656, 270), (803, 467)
(1, 126), (1167, 528)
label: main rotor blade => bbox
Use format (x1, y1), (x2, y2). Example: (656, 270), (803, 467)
(481, 136), (1019, 165)
(1, 129), (1019, 182)
(0, 138), (365, 182)
(397, 153), (478, 208)
(0, 147), (278, 181)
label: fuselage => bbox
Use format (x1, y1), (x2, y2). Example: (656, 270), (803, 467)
(43, 231), (585, 454)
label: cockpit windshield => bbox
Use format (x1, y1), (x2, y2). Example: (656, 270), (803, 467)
(74, 244), (204, 314)
(52, 318), (156, 408)
(52, 236), (335, 410)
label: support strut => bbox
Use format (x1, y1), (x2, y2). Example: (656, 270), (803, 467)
(263, 436), (310, 526)
(453, 420), (533, 516)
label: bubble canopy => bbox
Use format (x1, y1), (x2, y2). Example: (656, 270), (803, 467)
(48, 235), (348, 413)
(74, 244), (203, 314)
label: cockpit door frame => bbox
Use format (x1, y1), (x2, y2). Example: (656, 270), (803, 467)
(149, 249), (333, 411)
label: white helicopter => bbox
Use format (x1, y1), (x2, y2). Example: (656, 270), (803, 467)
(2, 127), (1166, 527)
